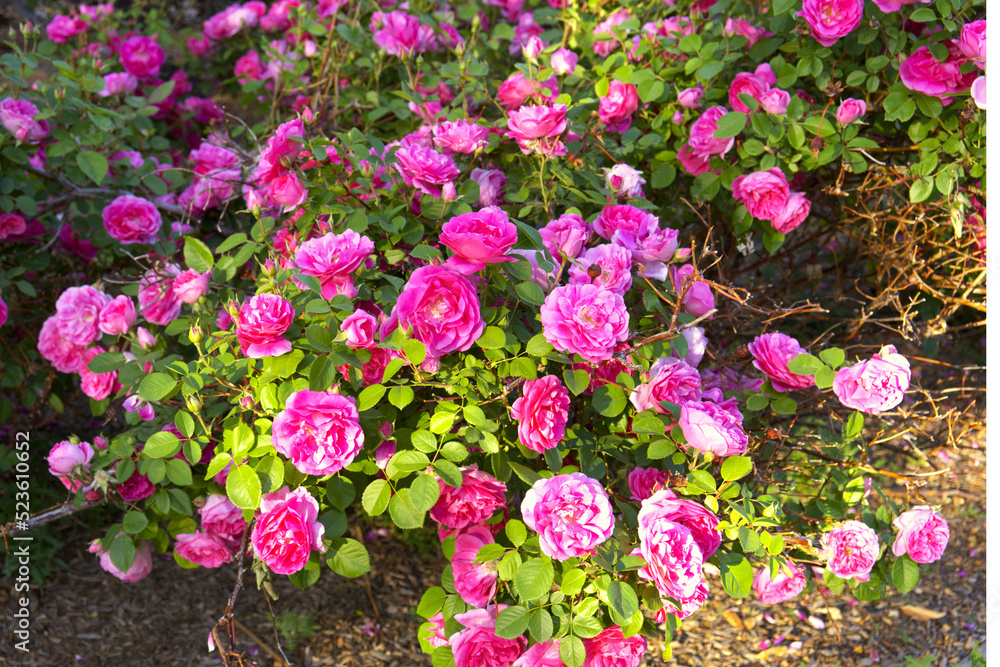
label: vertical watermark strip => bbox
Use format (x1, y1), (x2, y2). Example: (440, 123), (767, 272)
(12, 430), (31, 653)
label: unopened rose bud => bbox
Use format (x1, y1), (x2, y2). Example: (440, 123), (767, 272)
(226, 301), (240, 319)
(185, 394), (202, 413)
(263, 261), (277, 278)
(137, 326), (156, 349)
(378, 422), (393, 439)
(93, 436), (108, 450)
(239, 395), (255, 409)
(523, 36), (544, 61)
(442, 182), (457, 201)
(188, 325), (203, 345)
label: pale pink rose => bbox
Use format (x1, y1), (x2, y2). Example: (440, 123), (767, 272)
(506, 104), (568, 156)
(753, 562), (807, 604)
(120, 36), (165, 78)
(670, 264), (715, 318)
(199, 494), (247, 536)
(678, 85), (704, 108)
(510, 375), (570, 453)
(441, 206), (519, 274)
(497, 73), (559, 110)
(637, 507), (704, 599)
(892, 506), (949, 564)
(630, 357), (702, 413)
(540, 213), (591, 260)
(521, 473), (614, 561)
(760, 88), (791, 115)
(175, 532), (233, 568)
(754, 63), (778, 87)
(235, 293), (294, 358)
(38, 316), (87, 372)
(433, 121), (490, 155)
(832, 344), (911, 414)
(688, 106), (735, 159)
(522, 35), (545, 59)
(395, 144), (459, 199)
(102, 195), (162, 244)
(54, 285), (111, 346)
(582, 625), (646, 667)
(374, 440), (396, 469)
(46, 15), (89, 42)
(0, 98), (50, 143)
(79, 4), (114, 21)
(294, 230), (374, 300)
(541, 284), (629, 363)
(251, 486), (326, 575)
(900, 42), (977, 101)
(89, 538), (154, 582)
(136, 326), (157, 349)
(731, 168), (790, 221)
(605, 164), (645, 198)
(98, 72), (139, 97)
(203, 4), (259, 40)
(187, 34), (213, 56)
(599, 81), (638, 133)
(429, 464), (507, 530)
(138, 264), (183, 326)
(123, 395), (155, 421)
(798, 0), (864, 46)
(271, 390), (364, 476)
(341, 310), (377, 348)
(677, 143), (713, 176)
(450, 605), (528, 667)
(370, 10), (438, 57)
(639, 489), (721, 558)
(657, 579), (710, 621)
(592, 9), (632, 57)
(79, 346), (117, 400)
(610, 220), (679, 282)
(568, 244), (633, 295)
(0, 212), (26, 240)
(724, 18), (770, 47)
(513, 639), (562, 667)
(382, 264), (485, 363)
(823, 520), (879, 581)
(173, 269), (209, 304)
(771, 191), (811, 234)
(452, 526), (500, 607)
(47, 440), (95, 477)
(267, 173), (306, 209)
(678, 398), (748, 457)
(628, 467), (669, 502)
(972, 76), (986, 109)
(728, 72), (768, 114)
(550, 48), (578, 75)
(254, 117), (304, 184)
(958, 20), (986, 66)
(748, 332), (815, 391)
(423, 612), (448, 648)
(470, 168), (506, 207)
(836, 98), (867, 124)
(592, 204), (657, 241)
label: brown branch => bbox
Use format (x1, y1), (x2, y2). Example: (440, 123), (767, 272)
(0, 499), (104, 539)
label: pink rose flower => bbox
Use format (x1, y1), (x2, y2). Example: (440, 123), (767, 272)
(118, 471), (155, 501)
(678, 398), (749, 457)
(657, 578), (710, 621)
(433, 121), (490, 154)
(798, 0), (864, 46)
(599, 81), (639, 133)
(0, 98), (50, 144)
(832, 344), (911, 414)
(98, 72), (139, 98)
(724, 18), (770, 47)
(630, 357), (702, 413)
(670, 264), (715, 318)
(871, 0), (928, 12)
(639, 489), (721, 558)
(728, 72), (768, 114)
(892, 506), (949, 564)
(612, 222), (680, 282)
(395, 144), (459, 199)
(510, 375), (571, 453)
(677, 144), (713, 176)
(204, 4), (259, 40)
(429, 464), (507, 530)
(760, 88), (791, 115)
(187, 34), (213, 56)
(823, 520), (880, 581)
(513, 639), (562, 667)
(592, 9), (632, 57)
(748, 332), (816, 391)
(452, 525), (500, 607)
(506, 104), (568, 156)
(370, 10), (438, 58)
(497, 73), (559, 110)
(235, 293), (294, 358)
(637, 510), (705, 599)
(254, 117), (304, 184)
(972, 76), (986, 109)
(173, 269), (209, 304)
(102, 195), (162, 245)
(199, 494), (247, 536)
(175, 532), (234, 568)
(592, 204), (657, 242)
(268, 173), (308, 209)
(80, 346), (117, 400)
(47, 440), (95, 477)
(46, 15), (89, 42)
(521, 472), (615, 561)
(836, 98), (867, 124)
(89, 538), (153, 582)
(271, 390), (364, 476)
(423, 612), (449, 648)
(551, 48), (578, 75)
(235, 49), (264, 83)
(382, 264), (485, 363)
(731, 168), (790, 221)
(38, 316), (88, 373)
(678, 85), (704, 109)
(582, 625), (646, 667)
(137, 264), (182, 326)
(54, 285), (111, 346)
(294, 230), (374, 299)
(540, 213), (591, 260)
(341, 310), (378, 349)
(471, 168), (506, 207)
(120, 36), (166, 78)
(541, 284), (629, 363)
(0, 212), (26, 240)
(450, 605), (528, 667)
(568, 244), (633, 295)
(441, 206), (519, 274)
(251, 486), (326, 575)
(958, 20), (986, 66)
(628, 467), (669, 502)
(900, 42), (977, 101)
(771, 191), (812, 234)
(688, 106), (735, 159)
(753, 561), (807, 604)
(605, 164), (645, 198)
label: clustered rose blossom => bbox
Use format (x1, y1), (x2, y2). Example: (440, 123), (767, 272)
(440, 207), (519, 274)
(497, 73), (559, 110)
(605, 164), (646, 199)
(451, 526), (500, 607)
(569, 244), (633, 295)
(430, 464), (507, 530)
(199, 494), (247, 536)
(395, 143), (459, 200)
(824, 520), (880, 581)
(102, 195), (162, 245)
(510, 375), (571, 453)
(753, 561), (807, 604)
(832, 345), (911, 414)
(47, 440), (95, 491)
(686, 106), (734, 160)
(582, 626), (646, 667)
(599, 81), (639, 133)
(235, 293), (294, 358)
(679, 396), (749, 456)
(670, 264), (715, 318)
(79, 346), (118, 400)
(471, 168), (507, 207)
(175, 532), (233, 568)
(798, 0), (864, 47)
(47, 14), (89, 43)
(0, 212), (26, 240)
(294, 230), (374, 299)
(630, 357), (702, 413)
(540, 283), (629, 363)
(138, 264), (183, 326)
(513, 639), (562, 667)
(433, 121), (490, 155)
(120, 36), (166, 78)
(540, 213), (591, 260)
(0, 98), (50, 144)
(900, 42), (977, 101)
(449, 605), (527, 667)
(628, 467), (670, 502)
(892, 506), (949, 563)
(521, 473), (614, 561)
(370, 10), (438, 57)
(89, 538), (154, 582)
(592, 9), (632, 57)
(724, 18), (772, 47)
(272, 390), (364, 476)
(731, 168), (791, 221)
(506, 104), (569, 156)
(748, 332), (816, 392)
(251, 486), (326, 575)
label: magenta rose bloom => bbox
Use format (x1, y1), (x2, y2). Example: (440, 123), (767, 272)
(688, 106), (735, 159)
(450, 605), (528, 667)
(341, 310), (378, 349)
(199, 494), (247, 536)
(118, 471), (155, 502)
(731, 168), (790, 221)
(836, 98), (867, 124)
(506, 104), (568, 156)
(678, 85), (704, 109)
(47, 440), (95, 478)
(521, 473), (615, 561)
(582, 625), (646, 667)
(678, 397), (749, 457)
(599, 81), (639, 133)
(677, 143), (713, 176)
(798, 0), (863, 46)
(440, 206), (519, 274)
(636, 516), (704, 600)
(430, 464), (507, 530)
(540, 213), (591, 260)
(900, 43), (977, 100)
(395, 144), (459, 199)
(203, 4), (259, 40)
(628, 467), (669, 502)
(383, 265), (485, 364)
(271, 390), (364, 476)
(832, 345), (911, 414)
(46, 14), (89, 42)
(175, 532), (234, 568)
(612, 221), (680, 282)
(771, 191), (811, 234)
(892, 506), (949, 564)
(958, 20), (986, 65)
(235, 293), (294, 358)
(823, 520), (880, 581)
(0, 98), (50, 143)
(510, 375), (571, 453)
(513, 639), (562, 667)
(173, 269), (209, 304)
(268, 173), (307, 209)
(670, 264), (715, 318)
(753, 561), (807, 604)
(639, 489), (721, 559)
(433, 120), (490, 154)
(748, 332), (815, 392)
(294, 230), (374, 299)
(630, 357), (702, 414)
(138, 264), (183, 326)
(452, 525), (500, 607)
(37, 316), (88, 373)
(657, 578), (710, 621)
(80, 346), (117, 401)
(568, 244), (633, 295)
(471, 168), (507, 207)
(593, 204), (658, 242)
(119, 36), (166, 78)
(254, 117), (303, 184)
(102, 195), (162, 245)
(540, 284), (629, 363)
(98, 295), (137, 336)
(251, 486), (326, 575)
(54, 285), (112, 346)
(0, 212), (26, 240)
(728, 72), (768, 114)
(89, 538), (154, 582)
(497, 72), (559, 110)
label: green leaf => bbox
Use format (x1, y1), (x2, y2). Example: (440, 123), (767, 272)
(528, 607), (553, 642)
(514, 557), (554, 600)
(418, 586), (447, 618)
(404, 339), (427, 365)
(745, 393), (770, 411)
(326, 477), (356, 510)
(87, 351), (126, 374)
(506, 519), (527, 547)
(687, 469), (717, 494)
(770, 396), (798, 414)
(843, 412), (864, 442)
(385, 450), (430, 480)
(719, 552), (754, 598)
(516, 281), (546, 306)
(183, 237), (214, 273)
(787, 353), (823, 375)
(410, 473), (441, 513)
(388, 488), (425, 529)
(563, 369), (590, 396)
(145, 79), (176, 103)
(909, 7), (936, 21)
(892, 555), (919, 594)
(432, 646), (455, 667)
(477, 326), (507, 350)
(814, 365), (837, 389)
(560, 635), (586, 667)
(607, 581), (639, 619)
(592, 384), (627, 417)
(433, 460), (463, 488)
(638, 79), (664, 103)
(910, 177), (934, 203)
(852, 573), (886, 601)
(226, 463), (262, 510)
(142, 431), (181, 458)
(174, 411), (196, 438)
(526, 334), (553, 357)
(721, 456), (753, 481)
(560, 569), (586, 596)
(122, 510), (148, 535)
(842, 476), (867, 506)
(109, 535), (136, 574)
(166, 458), (193, 485)
(362, 479), (391, 516)
(713, 112), (748, 139)
(328, 538), (371, 577)
(819, 348), (846, 368)
(773, 0), (798, 14)
(508, 461), (542, 486)
(77, 150), (109, 185)
(357, 383), (387, 411)
(475, 543), (507, 563)
(388, 385), (415, 409)
(494, 605), (530, 639)
(138, 372), (177, 401)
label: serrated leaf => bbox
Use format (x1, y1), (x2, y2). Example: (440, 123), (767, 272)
(362, 479), (391, 516)
(122, 510), (148, 535)
(418, 586), (447, 618)
(410, 473), (441, 512)
(388, 385), (415, 409)
(713, 112), (748, 139)
(719, 552), (754, 598)
(477, 326), (507, 350)
(357, 383), (387, 411)
(515, 557), (554, 600)
(608, 580), (639, 619)
(721, 456), (753, 481)
(328, 538), (370, 577)
(560, 635), (586, 667)
(819, 347), (846, 368)
(505, 519), (527, 547)
(494, 605), (530, 639)
(563, 369), (590, 396)
(388, 488), (425, 529)
(109, 534), (136, 574)
(138, 372), (177, 401)
(226, 464), (262, 510)
(77, 150), (109, 185)
(183, 237), (214, 273)
(87, 351), (126, 374)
